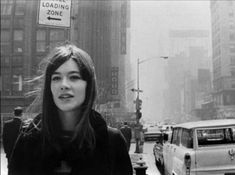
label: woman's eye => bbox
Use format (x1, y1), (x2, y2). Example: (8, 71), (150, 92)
(51, 76), (61, 81)
(70, 75), (81, 81)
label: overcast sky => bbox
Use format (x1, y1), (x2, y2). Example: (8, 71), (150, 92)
(130, 1), (211, 123)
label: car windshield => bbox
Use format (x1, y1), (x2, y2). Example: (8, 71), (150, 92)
(197, 126), (235, 147)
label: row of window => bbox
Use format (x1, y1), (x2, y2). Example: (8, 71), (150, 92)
(36, 29), (67, 52)
(1, 29), (68, 55)
(1, 17), (25, 28)
(1, 0), (25, 16)
(1, 28), (67, 96)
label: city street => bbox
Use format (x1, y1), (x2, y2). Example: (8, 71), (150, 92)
(3, 0), (234, 174)
(1, 142), (161, 175)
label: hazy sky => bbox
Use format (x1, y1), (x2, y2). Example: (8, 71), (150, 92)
(130, 1), (211, 123)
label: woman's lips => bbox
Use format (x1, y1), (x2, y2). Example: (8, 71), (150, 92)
(59, 94), (74, 99)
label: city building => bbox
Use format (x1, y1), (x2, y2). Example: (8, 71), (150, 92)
(1, 0), (133, 123)
(163, 30), (212, 122)
(210, 0), (235, 118)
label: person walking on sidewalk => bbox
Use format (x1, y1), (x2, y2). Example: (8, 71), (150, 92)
(3, 106), (23, 165)
(120, 122), (132, 152)
(8, 43), (133, 175)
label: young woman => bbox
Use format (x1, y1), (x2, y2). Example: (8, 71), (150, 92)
(8, 43), (133, 175)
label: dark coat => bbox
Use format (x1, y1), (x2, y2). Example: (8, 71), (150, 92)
(120, 125), (132, 151)
(8, 111), (133, 175)
(2, 118), (22, 161)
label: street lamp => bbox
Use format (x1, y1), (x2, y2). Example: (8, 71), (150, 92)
(132, 56), (168, 153)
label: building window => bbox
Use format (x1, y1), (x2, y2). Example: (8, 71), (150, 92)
(1, 2), (13, 15)
(2, 68), (11, 95)
(230, 33), (235, 41)
(13, 30), (24, 53)
(230, 24), (235, 30)
(36, 30), (46, 52)
(1, 18), (11, 28)
(15, 0), (25, 16)
(224, 94), (231, 105)
(49, 29), (66, 50)
(14, 18), (24, 27)
(230, 44), (235, 53)
(231, 71), (235, 77)
(1, 30), (11, 54)
(14, 30), (23, 40)
(12, 68), (23, 95)
(12, 56), (23, 66)
(231, 56), (235, 65)
(229, 12), (234, 17)
(1, 56), (10, 67)
(37, 55), (46, 63)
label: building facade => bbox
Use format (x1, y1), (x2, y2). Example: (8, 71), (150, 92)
(1, 0), (132, 122)
(210, 0), (235, 118)
(163, 30), (212, 123)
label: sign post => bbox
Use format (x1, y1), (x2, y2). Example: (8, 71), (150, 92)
(38, 0), (72, 27)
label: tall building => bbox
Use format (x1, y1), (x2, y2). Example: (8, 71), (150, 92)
(1, 0), (131, 121)
(169, 30), (211, 58)
(163, 30), (212, 122)
(210, 1), (235, 118)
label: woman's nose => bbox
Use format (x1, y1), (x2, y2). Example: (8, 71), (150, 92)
(60, 78), (70, 90)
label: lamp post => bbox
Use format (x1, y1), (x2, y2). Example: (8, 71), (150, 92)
(132, 56), (168, 153)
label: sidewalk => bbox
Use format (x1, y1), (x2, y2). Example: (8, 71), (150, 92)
(129, 143), (160, 175)
(1, 145), (7, 175)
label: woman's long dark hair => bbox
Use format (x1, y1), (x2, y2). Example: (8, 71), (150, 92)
(41, 43), (97, 151)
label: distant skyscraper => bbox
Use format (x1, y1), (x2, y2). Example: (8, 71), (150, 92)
(169, 30), (211, 57)
(163, 30), (212, 122)
(210, 0), (235, 118)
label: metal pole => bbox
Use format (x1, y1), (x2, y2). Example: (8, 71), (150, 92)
(135, 58), (140, 153)
(137, 58), (140, 102)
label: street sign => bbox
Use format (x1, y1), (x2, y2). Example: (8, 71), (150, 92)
(38, 0), (72, 27)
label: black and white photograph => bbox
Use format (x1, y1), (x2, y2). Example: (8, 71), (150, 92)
(1, 0), (235, 175)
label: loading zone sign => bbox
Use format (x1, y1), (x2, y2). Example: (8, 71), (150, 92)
(38, 0), (71, 27)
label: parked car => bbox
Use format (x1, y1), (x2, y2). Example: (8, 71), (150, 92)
(158, 124), (173, 132)
(144, 126), (162, 141)
(163, 119), (235, 175)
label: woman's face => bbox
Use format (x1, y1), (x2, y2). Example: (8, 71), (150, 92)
(51, 59), (87, 112)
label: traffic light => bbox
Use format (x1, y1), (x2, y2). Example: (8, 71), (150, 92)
(136, 98), (142, 110)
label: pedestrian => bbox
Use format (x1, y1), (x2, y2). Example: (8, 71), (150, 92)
(120, 122), (132, 152)
(3, 106), (23, 166)
(8, 43), (133, 175)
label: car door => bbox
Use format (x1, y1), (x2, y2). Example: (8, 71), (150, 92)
(171, 128), (185, 175)
(165, 128), (180, 174)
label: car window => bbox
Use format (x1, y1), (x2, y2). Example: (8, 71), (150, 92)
(172, 128), (181, 146)
(181, 128), (193, 148)
(176, 128), (182, 146)
(171, 128), (178, 145)
(197, 126), (235, 147)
